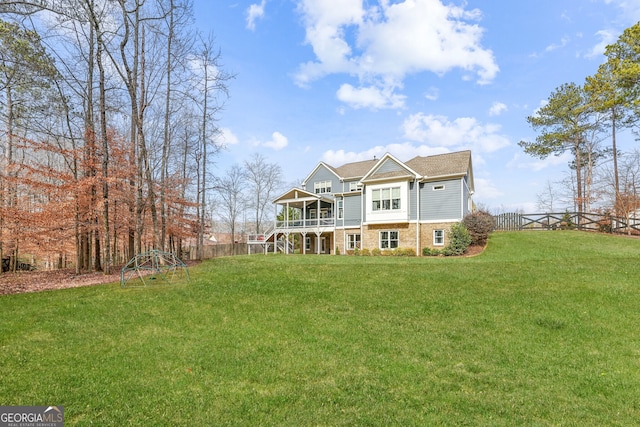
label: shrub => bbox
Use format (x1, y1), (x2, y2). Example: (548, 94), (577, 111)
(335, 246), (341, 256)
(560, 212), (575, 230)
(446, 222), (472, 255)
(391, 247), (416, 257)
(598, 212), (613, 233)
(463, 210), (495, 246)
(371, 248), (382, 256)
(360, 248), (371, 256)
(354, 247), (360, 256)
(422, 247), (441, 256)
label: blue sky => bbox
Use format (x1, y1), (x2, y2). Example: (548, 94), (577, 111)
(192, 0), (640, 212)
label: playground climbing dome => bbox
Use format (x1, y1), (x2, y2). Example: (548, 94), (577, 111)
(121, 250), (190, 288)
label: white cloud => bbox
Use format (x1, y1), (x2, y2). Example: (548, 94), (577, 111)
(545, 36), (570, 52)
(322, 143), (447, 166)
(336, 83), (406, 109)
(246, 0), (267, 31)
(294, 0), (498, 105)
(508, 151), (573, 172)
(401, 113), (510, 153)
(424, 87), (439, 101)
(488, 101), (507, 116)
(602, 0), (640, 23)
(263, 131), (289, 150)
(218, 127), (239, 146)
(584, 29), (617, 59)
(474, 177), (503, 199)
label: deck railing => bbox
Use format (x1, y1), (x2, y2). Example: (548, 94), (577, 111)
(274, 218), (336, 229)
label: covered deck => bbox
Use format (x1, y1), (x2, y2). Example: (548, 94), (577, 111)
(270, 187), (336, 254)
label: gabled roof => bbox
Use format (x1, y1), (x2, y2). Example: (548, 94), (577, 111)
(334, 159), (378, 180)
(304, 150), (473, 187)
(301, 162), (341, 187)
(406, 150), (473, 192)
(361, 153), (420, 183)
(273, 187), (322, 203)
(405, 150), (471, 178)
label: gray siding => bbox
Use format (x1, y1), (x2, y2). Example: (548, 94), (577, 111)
(371, 158), (403, 176)
(420, 179), (462, 221)
(306, 165), (339, 197)
(409, 181), (418, 221)
(342, 179), (360, 193)
(343, 195), (362, 227)
(463, 174), (471, 216)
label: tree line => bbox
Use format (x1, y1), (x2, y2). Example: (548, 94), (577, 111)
(520, 22), (640, 224)
(0, 1), (236, 274)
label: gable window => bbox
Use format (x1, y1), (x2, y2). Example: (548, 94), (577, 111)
(434, 229), (444, 246)
(347, 234), (361, 250)
(379, 231), (399, 249)
(314, 180), (332, 194)
(372, 187), (401, 211)
(433, 185), (445, 191)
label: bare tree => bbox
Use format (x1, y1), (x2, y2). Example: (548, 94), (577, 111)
(213, 164), (247, 253)
(193, 32), (232, 259)
(244, 153), (283, 234)
(536, 179), (559, 212)
(596, 149), (640, 233)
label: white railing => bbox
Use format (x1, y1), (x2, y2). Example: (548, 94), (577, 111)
(248, 225), (275, 244)
(276, 240), (295, 254)
(275, 218), (335, 229)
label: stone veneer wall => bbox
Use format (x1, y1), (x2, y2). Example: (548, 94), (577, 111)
(418, 222), (454, 250)
(334, 221), (456, 255)
(362, 223), (416, 252)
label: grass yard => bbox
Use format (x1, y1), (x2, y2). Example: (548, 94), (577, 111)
(1, 231), (640, 426)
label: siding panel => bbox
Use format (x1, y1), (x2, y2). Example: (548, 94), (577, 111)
(344, 195), (362, 227)
(409, 181), (417, 221)
(421, 179), (462, 221)
(306, 166), (339, 197)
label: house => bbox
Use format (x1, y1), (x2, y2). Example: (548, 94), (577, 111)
(264, 150), (474, 255)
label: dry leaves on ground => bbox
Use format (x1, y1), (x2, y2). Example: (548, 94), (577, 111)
(0, 269), (124, 295)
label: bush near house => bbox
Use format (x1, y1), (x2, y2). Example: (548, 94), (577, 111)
(423, 222), (473, 256)
(463, 210), (495, 246)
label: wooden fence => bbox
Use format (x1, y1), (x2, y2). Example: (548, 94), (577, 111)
(183, 243), (248, 260)
(494, 212), (640, 235)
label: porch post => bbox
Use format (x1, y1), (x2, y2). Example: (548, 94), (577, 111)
(303, 200), (307, 227)
(286, 202), (290, 228)
(301, 231), (307, 254)
(285, 232), (290, 255)
(316, 231), (321, 255)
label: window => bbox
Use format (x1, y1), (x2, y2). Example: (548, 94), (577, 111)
(372, 186), (401, 211)
(433, 185), (445, 191)
(379, 231), (399, 249)
(347, 234), (361, 250)
(337, 200), (343, 219)
(434, 229), (444, 246)
(305, 237), (311, 251)
(314, 180), (332, 194)
(349, 182), (361, 192)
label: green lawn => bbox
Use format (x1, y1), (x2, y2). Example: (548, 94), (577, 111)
(1, 231), (640, 426)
